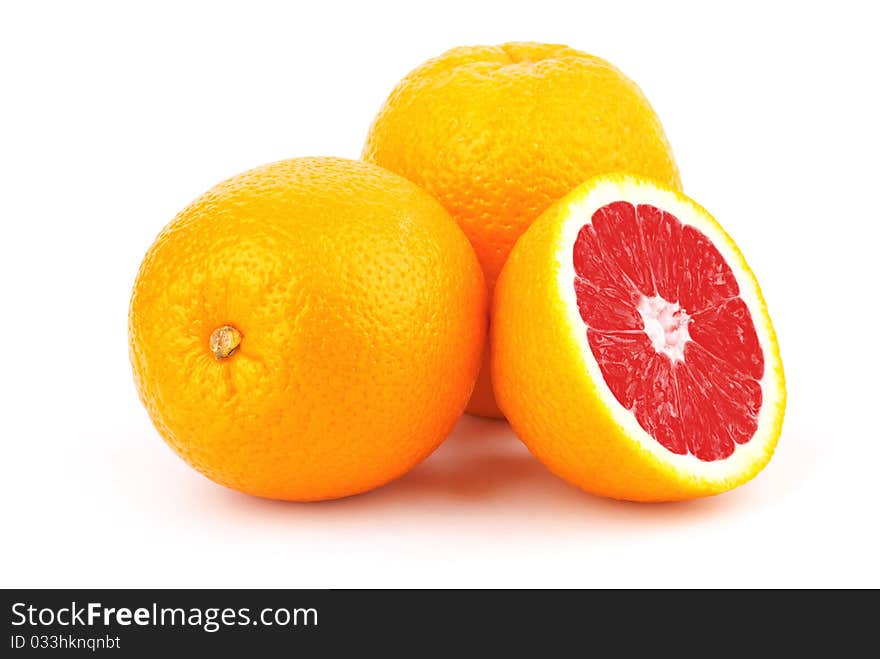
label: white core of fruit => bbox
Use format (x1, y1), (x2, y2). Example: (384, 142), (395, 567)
(637, 295), (691, 363)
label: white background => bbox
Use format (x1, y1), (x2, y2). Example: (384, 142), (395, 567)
(2, 1), (878, 588)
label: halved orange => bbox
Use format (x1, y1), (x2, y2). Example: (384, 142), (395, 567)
(492, 174), (786, 501)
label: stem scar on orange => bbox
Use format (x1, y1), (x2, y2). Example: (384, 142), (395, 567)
(364, 42), (681, 417)
(129, 157), (487, 501)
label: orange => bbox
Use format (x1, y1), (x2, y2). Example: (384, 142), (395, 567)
(492, 174), (785, 501)
(129, 157), (487, 501)
(363, 42), (681, 417)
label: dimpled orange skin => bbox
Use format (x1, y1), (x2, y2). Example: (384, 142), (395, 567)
(363, 42), (681, 417)
(129, 157), (487, 501)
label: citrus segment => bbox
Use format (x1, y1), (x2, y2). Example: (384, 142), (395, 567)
(492, 174), (785, 501)
(575, 201), (764, 462)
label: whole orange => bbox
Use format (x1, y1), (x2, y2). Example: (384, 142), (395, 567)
(129, 157), (487, 501)
(363, 42), (681, 417)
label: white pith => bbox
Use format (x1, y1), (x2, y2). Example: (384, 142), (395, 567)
(555, 177), (785, 483)
(637, 295), (691, 363)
